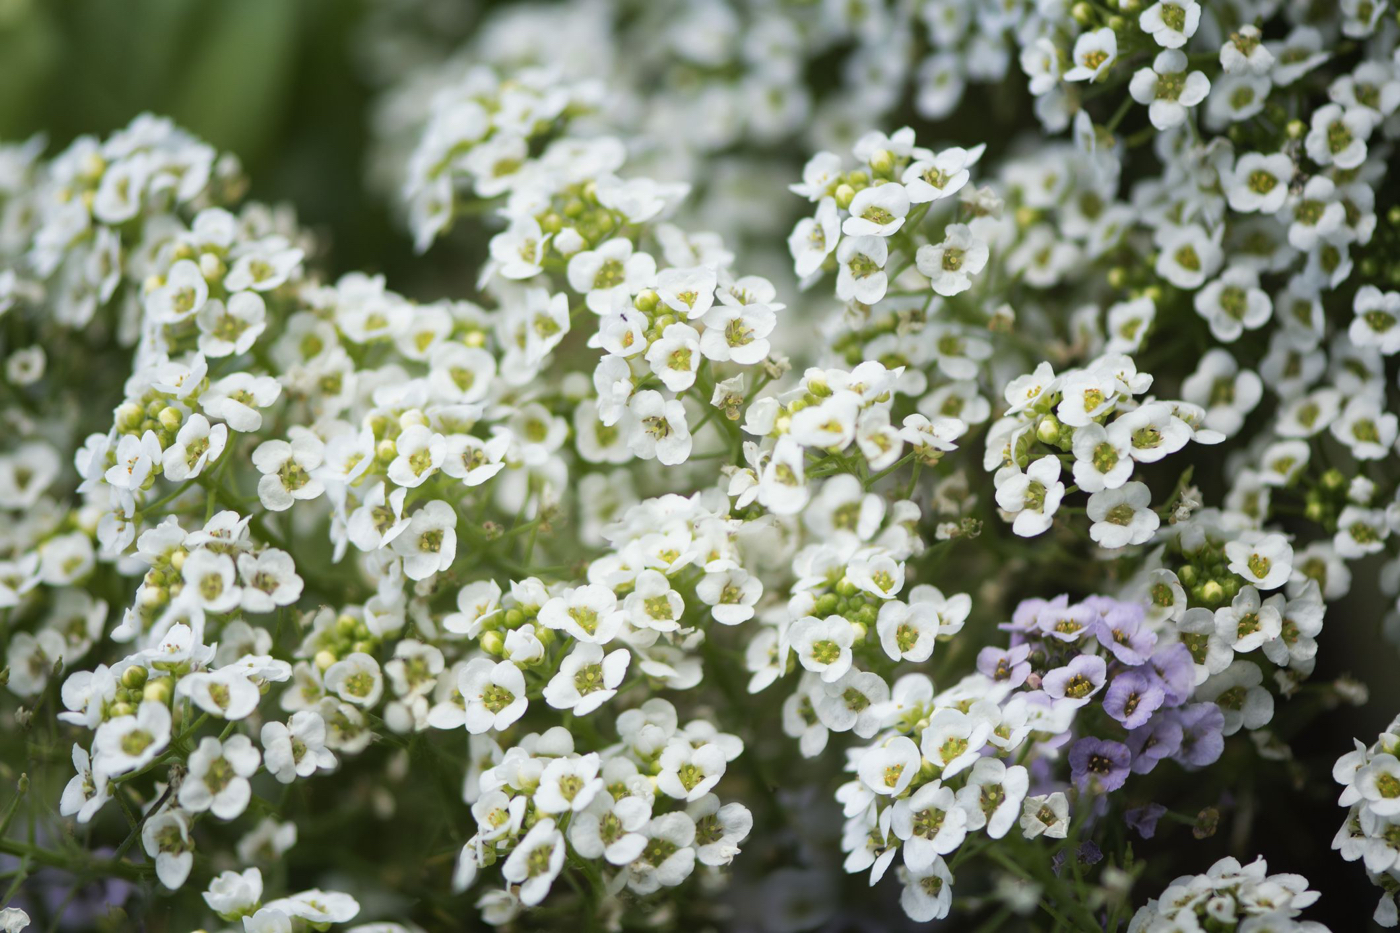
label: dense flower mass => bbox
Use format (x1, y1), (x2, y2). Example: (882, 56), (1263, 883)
(3, 0), (1400, 929)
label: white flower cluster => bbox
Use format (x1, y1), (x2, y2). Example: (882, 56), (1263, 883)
(1127, 854), (1329, 933)
(4, 0), (1400, 927)
(1334, 713), (1400, 927)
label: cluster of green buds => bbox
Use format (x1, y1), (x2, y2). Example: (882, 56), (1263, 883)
(311, 613), (383, 671)
(1170, 537), (1246, 610)
(111, 665), (174, 718)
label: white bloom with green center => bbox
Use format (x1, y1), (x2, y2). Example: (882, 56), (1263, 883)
(569, 793), (652, 866)
(161, 414), (228, 483)
(141, 806), (194, 890)
(178, 668), (262, 720)
(391, 499), (458, 580)
(892, 780), (968, 866)
(458, 658), (528, 734)
(788, 614), (855, 683)
(993, 454), (1063, 537)
(815, 669), (890, 738)
(252, 432), (325, 512)
(323, 652), (384, 709)
(1139, 1), (1200, 48)
(1087, 481), (1159, 549)
(540, 583), (625, 644)
(856, 735), (921, 797)
(1226, 531), (1294, 590)
(1195, 659), (1274, 735)
(655, 264), (717, 320)
(1019, 792), (1070, 839)
(843, 182), (910, 238)
(916, 222), (987, 297)
(645, 322), (702, 392)
(1065, 27), (1117, 82)
(542, 642), (630, 715)
(899, 856), (955, 922)
(835, 234), (888, 305)
(1225, 152), (1293, 214)
(203, 866), (262, 922)
(536, 752), (604, 814)
(626, 389), (692, 466)
(260, 709), (336, 783)
(626, 811), (697, 895)
(179, 734), (260, 820)
(1213, 586), (1283, 655)
(1351, 285), (1400, 355)
(789, 196), (841, 279)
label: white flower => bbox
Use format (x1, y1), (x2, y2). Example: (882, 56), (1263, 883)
(1225, 532), (1293, 590)
(891, 781), (967, 866)
(1304, 103), (1373, 170)
(458, 658), (528, 733)
(627, 390), (692, 465)
(59, 743), (110, 824)
(956, 758), (1029, 839)
(1065, 28), (1117, 82)
(391, 500), (458, 580)
(162, 414), (228, 482)
(261, 710), (336, 783)
(567, 238), (656, 315)
(835, 235), (888, 305)
(843, 183), (909, 237)
(856, 736), (921, 796)
(237, 548), (302, 612)
(1224, 152), (1293, 214)
(252, 434), (325, 511)
(178, 735), (260, 819)
(645, 322), (702, 391)
(570, 794), (652, 865)
(656, 265), (717, 320)
(689, 796), (752, 867)
(323, 652), (384, 708)
(994, 455), (1063, 537)
(93, 700), (171, 777)
(542, 643), (630, 715)
(196, 291), (266, 357)
(627, 812), (697, 894)
(899, 858), (954, 922)
(489, 216), (550, 279)
(788, 615), (855, 683)
(1139, 1), (1200, 49)
(203, 867), (262, 921)
(657, 740), (727, 801)
(387, 425), (446, 488)
(1330, 396), (1397, 461)
(1196, 660), (1274, 734)
(1351, 285), (1400, 355)
(1087, 482), (1159, 549)
(502, 818), (565, 906)
(539, 583), (625, 644)
(916, 223), (987, 296)
(789, 197), (840, 277)
(1154, 223), (1221, 289)
(142, 807), (194, 889)
(1020, 793), (1070, 839)
(536, 753), (605, 814)
(1129, 50), (1210, 130)
(177, 668), (261, 719)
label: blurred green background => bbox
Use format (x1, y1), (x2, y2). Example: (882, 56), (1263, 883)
(0, 0), (467, 287)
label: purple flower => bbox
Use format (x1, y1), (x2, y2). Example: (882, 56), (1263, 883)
(1051, 841), (1104, 877)
(1091, 604), (1157, 666)
(1006, 596), (1055, 634)
(1069, 737), (1131, 792)
(977, 644), (1032, 687)
(1102, 670), (1166, 730)
(1170, 703), (1225, 768)
(1038, 598), (1098, 643)
(1127, 715), (1183, 774)
(1125, 803), (1168, 840)
(1147, 642), (1196, 707)
(1041, 654), (1107, 707)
